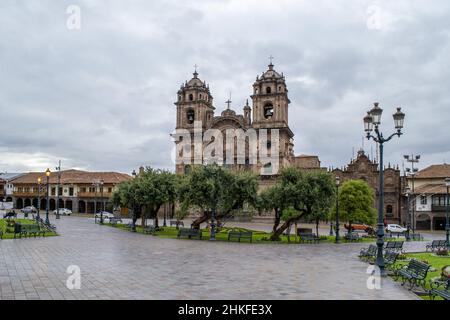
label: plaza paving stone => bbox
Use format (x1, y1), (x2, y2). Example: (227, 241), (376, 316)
(0, 216), (420, 300)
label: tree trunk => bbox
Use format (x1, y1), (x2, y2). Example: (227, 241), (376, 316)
(271, 218), (295, 241)
(191, 211), (210, 229)
(316, 219), (319, 237)
(272, 208), (281, 234)
(141, 212), (146, 228)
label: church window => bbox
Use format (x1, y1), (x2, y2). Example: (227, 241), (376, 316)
(263, 163), (272, 175)
(184, 165), (191, 175)
(266, 87), (271, 94)
(278, 86), (282, 92)
(189, 94), (194, 101)
(267, 141), (271, 149)
(263, 103), (274, 119)
(420, 195), (427, 205)
(386, 205), (393, 214)
(199, 94), (202, 99)
(186, 109), (195, 124)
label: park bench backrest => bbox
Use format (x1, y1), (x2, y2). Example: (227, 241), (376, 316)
(395, 241), (404, 249)
(384, 251), (398, 264)
(408, 259), (430, 278)
(385, 242), (396, 249)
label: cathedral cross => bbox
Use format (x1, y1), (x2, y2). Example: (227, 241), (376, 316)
(225, 92), (232, 109)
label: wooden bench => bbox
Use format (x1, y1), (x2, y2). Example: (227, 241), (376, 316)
(144, 225), (158, 234)
(170, 220), (184, 227)
(177, 228), (202, 240)
(344, 232), (361, 242)
(384, 241), (404, 253)
(14, 224), (46, 239)
(228, 230), (253, 243)
(410, 233), (423, 241)
(429, 278), (450, 300)
(298, 233), (320, 244)
(396, 259), (431, 290)
(110, 217), (123, 225)
(384, 251), (399, 270)
(359, 244), (377, 261)
(426, 240), (447, 252)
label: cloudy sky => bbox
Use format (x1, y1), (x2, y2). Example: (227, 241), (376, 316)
(1, 0), (449, 174)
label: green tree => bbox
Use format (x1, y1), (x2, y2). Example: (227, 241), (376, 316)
(112, 179), (141, 231)
(258, 168), (335, 241)
(113, 167), (177, 230)
(331, 179), (376, 232)
(178, 164), (259, 229)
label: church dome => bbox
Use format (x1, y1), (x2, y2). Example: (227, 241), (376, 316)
(260, 63), (283, 80)
(221, 108), (236, 117)
(186, 70), (207, 88)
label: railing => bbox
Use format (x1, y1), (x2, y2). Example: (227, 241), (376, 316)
(431, 205), (449, 212)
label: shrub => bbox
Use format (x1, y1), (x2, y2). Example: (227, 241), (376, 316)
(436, 249), (449, 256)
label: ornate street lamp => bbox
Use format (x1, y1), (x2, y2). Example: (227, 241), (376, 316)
(405, 186), (411, 241)
(364, 103), (405, 276)
(45, 168), (51, 225)
(55, 161), (62, 220)
(130, 170), (137, 232)
(37, 177), (42, 221)
(445, 177), (450, 248)
(404, 154), (420, 236)
(100, 179), (104, 224)
(335, 176), (341, 244)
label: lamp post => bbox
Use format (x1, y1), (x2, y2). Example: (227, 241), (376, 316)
(404, 154), (420, 236)
(445, 177), (450, 248)
(129, 170), (137, 232)
(405, 186), (411, 241)
(37, 177), (42, 221)
(55, 160), (61, 219)
(163, 204), (167, 227)
(45, 168), (51, 225)
(335, 176), (341, 244)
(363, 103), (405, 276)
(92, 181), (98, 223)
(100, 179), (104, 224)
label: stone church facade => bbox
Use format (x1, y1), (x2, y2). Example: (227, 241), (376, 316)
(173, 61), (322, 183)
(332, 150), (403, 224)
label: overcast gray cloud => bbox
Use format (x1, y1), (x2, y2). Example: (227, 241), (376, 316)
(1, 0), (449, 174)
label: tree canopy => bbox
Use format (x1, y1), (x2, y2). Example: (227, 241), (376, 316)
(112, 167), (177, 230)
(258, 168), (335, 240)
(178, 164), (259, 228)
(331, 179), (376, 229)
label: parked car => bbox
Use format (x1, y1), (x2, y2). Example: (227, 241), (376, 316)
(3, 211), (17, 219)
(386, 224), (407, 233)
(94, 211), (115, 220)
(21, 206), (37, 214)
(344, 223), (375, 235)
(52, 208), (72, 216)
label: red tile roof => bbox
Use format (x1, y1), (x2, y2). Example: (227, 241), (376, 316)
(415, 164), (450, 179)
(10, 169), (132, 185)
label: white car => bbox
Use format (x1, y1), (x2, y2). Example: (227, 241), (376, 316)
(52, 208), (72, 216)
(21, 206), (37, 214)
(386, 224), (407, 233)
(95, 211), (115, 220)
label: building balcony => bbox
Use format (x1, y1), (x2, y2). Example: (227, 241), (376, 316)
(432, 205), (450, 212)
(77, 192), (113, 198)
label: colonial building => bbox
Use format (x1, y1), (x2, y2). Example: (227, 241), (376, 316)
(7, 170), (131, 213)
(0, 173), (24, 203)
(407, 164), (450, 230)
(332, 150), (403, 224)
(173, 61), (322, 179)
